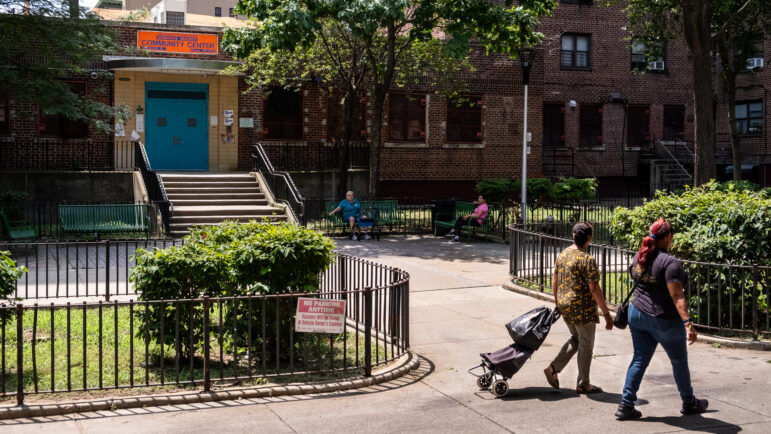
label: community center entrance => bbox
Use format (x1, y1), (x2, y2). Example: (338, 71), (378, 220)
(145, 82), (209, 170)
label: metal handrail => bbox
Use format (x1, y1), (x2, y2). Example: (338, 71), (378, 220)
(134, 141), (171, 234)
(655, 138), (692, 179)
(252, 143), (306, 224)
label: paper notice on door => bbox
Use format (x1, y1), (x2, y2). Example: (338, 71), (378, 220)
(224, 110), (234, 118)
(114, 122), (125, 137)
(224, 117), (234, 126)
(135, 114), (145, 133)
(210, 116), (218, 126)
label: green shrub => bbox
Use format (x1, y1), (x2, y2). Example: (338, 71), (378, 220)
(0, 190), (29, 222)
(130, 221), (336, 359)
(712, 180), (761, 192)
(610, 181), (770, 265)
(475, 178), (515, 205)
(513, 178), (554, 202)
(552, 177), (598, 201)
(0, 251), (26, 317)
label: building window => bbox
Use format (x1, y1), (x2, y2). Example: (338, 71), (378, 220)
(327, 93), (367, 142)
(579, 104), (602, 147)
(214, 7), (221, 17)
(663, 105), (685, 140)
(626, 106), (650, 147)
(542, 103), (564, 148)
(164, 11), (184, 25)
(229, 8), (236, 18)
(631, 39), (665, 71)
(0, 96), (9, 136)
(446, 96), (482, 143)
(39, 82), (88, 138)
(263, 87), (303, 140)
(561, 34), (590, 69)
(735, 101), (762, 135)
(388, 93), (425, 142)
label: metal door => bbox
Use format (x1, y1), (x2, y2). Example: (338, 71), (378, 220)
(145, 82), (208, 170)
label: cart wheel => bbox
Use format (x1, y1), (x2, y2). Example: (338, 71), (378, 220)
(477, 373), (492, 390)
(492, 379), (509, 397)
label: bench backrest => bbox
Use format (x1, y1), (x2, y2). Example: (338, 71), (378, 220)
(360, 200), (401, 220)
(454, 202), (490, 225)
(60, 204), (148, 226)
(0, 209), (12, 230)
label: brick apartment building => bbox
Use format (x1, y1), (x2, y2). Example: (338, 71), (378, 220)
(0, 0), (769, 203)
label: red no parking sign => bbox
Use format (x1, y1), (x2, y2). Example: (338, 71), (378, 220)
(295, 298), (346, 333)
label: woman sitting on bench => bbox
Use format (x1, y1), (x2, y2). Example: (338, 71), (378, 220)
(445, 194), (488, 243)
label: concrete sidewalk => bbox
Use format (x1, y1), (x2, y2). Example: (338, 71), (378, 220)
(1, 236), (769, 433)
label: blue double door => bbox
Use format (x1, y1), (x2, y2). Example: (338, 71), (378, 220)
(145, 82), (209, 170)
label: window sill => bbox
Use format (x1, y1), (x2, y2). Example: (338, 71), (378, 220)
(260, 140), (307, 146)
(577, 146), (605, 151)
(442, 142), (484, 149)
(624, 147), (642, 151)
(559, 66), (592, 72)
(384, 142), (427, 148)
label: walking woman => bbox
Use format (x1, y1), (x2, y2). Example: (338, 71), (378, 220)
(544, 222), (613, 393)
(615, 219), (708, 420)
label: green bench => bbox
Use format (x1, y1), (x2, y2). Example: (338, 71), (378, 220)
(433, 201), (495, 241)
(0, 209), (37, 241)
(60, 204), (151, 239)
(323, 200), (406, 236)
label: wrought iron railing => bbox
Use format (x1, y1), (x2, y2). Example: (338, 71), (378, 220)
(134, 141), (171, 234)
(0, 253), (410, 405)
(252, 144), (306, 224)
(509, 226), (769, 338)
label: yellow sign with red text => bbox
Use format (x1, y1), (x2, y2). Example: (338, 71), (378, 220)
(137, 31), (218, 55)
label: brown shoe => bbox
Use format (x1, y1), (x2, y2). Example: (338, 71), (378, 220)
(544, 365), (559, 389)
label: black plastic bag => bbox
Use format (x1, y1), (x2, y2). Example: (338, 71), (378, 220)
(480, 343), (533, 379)
(505, 306), (559, 351)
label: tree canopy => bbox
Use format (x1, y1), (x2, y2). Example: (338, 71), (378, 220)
(0, 1), (117, 132)
(223, 0), (557, 197)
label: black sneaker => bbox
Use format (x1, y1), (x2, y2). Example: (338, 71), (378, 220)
(615, 404), (642, 420)
(681, 398), (709, 415)
(444, 230), (455, 237)
(450, 236), (460, 243)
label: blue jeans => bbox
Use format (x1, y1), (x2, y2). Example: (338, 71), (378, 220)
(621, 304), (694, 407)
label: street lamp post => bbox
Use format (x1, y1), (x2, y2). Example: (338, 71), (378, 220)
(519, 49), (536, 226)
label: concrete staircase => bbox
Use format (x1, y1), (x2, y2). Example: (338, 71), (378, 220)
(161, 173), (287, 237)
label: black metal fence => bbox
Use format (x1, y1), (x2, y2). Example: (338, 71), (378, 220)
(0, 200), (168, 241)
(252, 144), (306, 224)
(509, 227), (770, 338)
(0, 138), (136, 171)
(135, 141), (171, 234)
(0, 253), (409, 405)
(260, 141), (370, 171)
(1, 239), (183, 300)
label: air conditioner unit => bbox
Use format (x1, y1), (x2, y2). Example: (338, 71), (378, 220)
(650, 61), (665, 71)
(747, 58), (764, 70)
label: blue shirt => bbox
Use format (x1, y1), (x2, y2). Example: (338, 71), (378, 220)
(337, 199), (361, 220)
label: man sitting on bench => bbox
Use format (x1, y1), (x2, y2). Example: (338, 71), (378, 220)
(329, 190), (372, 240)
(445, 194), (488, 243)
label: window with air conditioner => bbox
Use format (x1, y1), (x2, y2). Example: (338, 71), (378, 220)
(631, 39), (665, 72)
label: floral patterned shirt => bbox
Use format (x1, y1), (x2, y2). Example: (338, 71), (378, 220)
(555, 246), (600, 325)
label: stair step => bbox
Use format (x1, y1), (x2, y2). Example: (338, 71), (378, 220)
(166, 187), (262, 194)
(168, 192), (265, 199)
(173, 206), (282, 217)
(163, 181), (260, 188)
(171, 199), (269, 206)
(170, 215), (286, 226)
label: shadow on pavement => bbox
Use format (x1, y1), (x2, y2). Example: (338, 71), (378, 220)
(637, 414), (742, 433)
(335, 236), (509, 265)
(0, 355), (436, 426)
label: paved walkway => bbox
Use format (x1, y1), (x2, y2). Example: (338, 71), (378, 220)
(2, 236), (770, 433)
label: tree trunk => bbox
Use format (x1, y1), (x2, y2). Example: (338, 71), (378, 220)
(681, 0), (716, 185)
(69, 0), (79, 19)
(337, 89), (355, 198)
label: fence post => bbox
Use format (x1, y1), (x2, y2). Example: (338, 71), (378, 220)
(364, 287), (372, 377)
(601, 246), (607, 299)
(538, 235), (544, 290)
(203, 297), (211, 392)
(105, 240), (110, 302)
(752, 266), (759, 341)
(16, 304), (23, 406)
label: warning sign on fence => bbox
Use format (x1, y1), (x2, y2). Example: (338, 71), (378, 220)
(295, 298), (346, 334)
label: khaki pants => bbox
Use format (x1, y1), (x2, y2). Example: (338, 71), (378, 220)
(550, 322), (597, 388)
